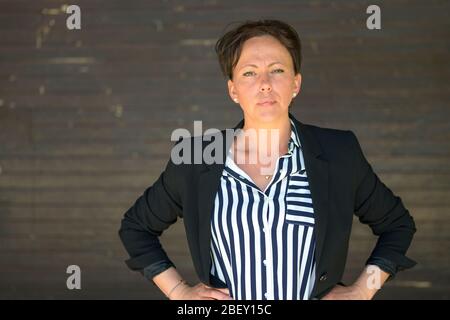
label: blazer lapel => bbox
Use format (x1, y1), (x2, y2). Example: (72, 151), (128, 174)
(290, 116), (330, 289)
(197, 118), (244, 283)
(197, 164), (224, 283)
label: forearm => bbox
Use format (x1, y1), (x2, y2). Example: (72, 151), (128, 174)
(152, 266), (188, 299)
(353, 265), (390, 299)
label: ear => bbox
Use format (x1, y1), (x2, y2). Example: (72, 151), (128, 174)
(227, 79), (238, 102)
(293, 73), (302, 95)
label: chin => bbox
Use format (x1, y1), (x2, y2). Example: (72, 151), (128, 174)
(254, 106), (287, 123)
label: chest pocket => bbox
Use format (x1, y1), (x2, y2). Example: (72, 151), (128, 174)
(285, 173), (315, 227)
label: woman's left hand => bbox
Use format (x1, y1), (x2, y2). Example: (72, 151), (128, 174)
(321, 284), (371, 300)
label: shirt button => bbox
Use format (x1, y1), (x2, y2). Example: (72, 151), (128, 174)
(263, 260), (267, 266)
(263, 228), (266, 233)
(264, 293), (268, 298)
(238, 175), (244, 180)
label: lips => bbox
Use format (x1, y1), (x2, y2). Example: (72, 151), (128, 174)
(257, 100), (276, 106)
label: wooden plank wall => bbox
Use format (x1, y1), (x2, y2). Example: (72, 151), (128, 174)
(0, 0), (449, 299)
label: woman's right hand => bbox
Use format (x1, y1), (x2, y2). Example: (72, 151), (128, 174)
(170, 283), (233, 300)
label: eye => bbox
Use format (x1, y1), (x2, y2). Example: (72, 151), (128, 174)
(243, 71), (256, 77)
(272, 68), (284, 74)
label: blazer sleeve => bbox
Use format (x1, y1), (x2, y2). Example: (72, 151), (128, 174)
(349, 131), (417, 277)
(118, 147), (184, 279)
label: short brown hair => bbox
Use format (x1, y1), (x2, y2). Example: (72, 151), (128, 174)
(215, 19), (302, 80)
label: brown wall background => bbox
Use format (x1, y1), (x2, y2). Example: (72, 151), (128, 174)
(0, 0), (449, 299)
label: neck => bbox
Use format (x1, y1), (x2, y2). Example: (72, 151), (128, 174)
(235, 114), (291, 156)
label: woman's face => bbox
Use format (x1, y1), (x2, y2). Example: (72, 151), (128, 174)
(228, 35), (301, 125)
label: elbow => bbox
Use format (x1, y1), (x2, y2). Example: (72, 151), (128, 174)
(118, 211), (138, 247)
(404, 210), (417, 240)
(118, 217), (129, 247)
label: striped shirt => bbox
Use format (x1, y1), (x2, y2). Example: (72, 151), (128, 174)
(210, 120), (317, 300)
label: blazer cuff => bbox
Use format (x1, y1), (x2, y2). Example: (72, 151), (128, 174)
(125, 249), (173, 271)
(366, 257), (397, 279)
(366, 247), (417, 279)
(141, 260), (176, 284)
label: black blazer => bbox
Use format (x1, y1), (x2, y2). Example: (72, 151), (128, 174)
(119, 113), (417, 299)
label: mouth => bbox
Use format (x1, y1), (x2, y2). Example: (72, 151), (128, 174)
(256, 100), (276, 106)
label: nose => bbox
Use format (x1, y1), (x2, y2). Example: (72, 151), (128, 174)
(259, 74), (272, 93)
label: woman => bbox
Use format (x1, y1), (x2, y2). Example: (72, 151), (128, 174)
(119, 20), (416, 300)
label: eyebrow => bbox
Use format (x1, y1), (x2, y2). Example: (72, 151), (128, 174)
(239, 62), (284, 70)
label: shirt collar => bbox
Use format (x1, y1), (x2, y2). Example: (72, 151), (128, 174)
(288, 119), (302, 153)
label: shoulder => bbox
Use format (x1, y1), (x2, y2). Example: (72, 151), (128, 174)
(300, 122), (357, 153)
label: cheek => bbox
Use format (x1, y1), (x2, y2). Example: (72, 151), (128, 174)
(273, 79), (294, 96)
(235, 80), (259, 96)
(240, 78), (259, 88)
